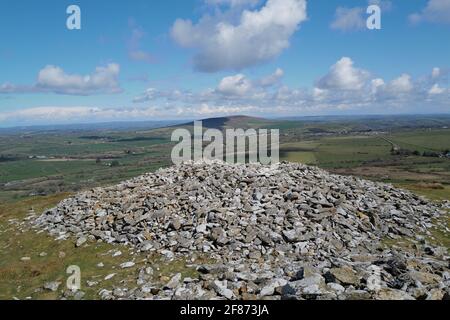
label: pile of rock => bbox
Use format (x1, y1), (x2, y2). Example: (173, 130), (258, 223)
(35, 160), (449, 300)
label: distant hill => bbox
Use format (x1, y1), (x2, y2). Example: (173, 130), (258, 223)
(178, 115), (274, 130)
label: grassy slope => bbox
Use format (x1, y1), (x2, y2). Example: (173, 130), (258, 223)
(0, 195), (206, 300)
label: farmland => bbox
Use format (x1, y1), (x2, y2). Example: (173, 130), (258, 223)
(1, 115), (450, 203)
(0, 114), (449, 300)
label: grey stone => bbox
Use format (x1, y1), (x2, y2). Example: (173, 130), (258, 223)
(165, 273), (182, 290)
(76, 237), (87, 247)
(260, 278), (288, 297)
(212, 280), (234, 300)
(44, 281), (61, 292)
(120, 261), (135, 269)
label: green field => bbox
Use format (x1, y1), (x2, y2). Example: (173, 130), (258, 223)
(278, 127), (450, 200)
(388, 130), (450, 153)
(1, 116), (450, 202)
(0, 115), (449, 299)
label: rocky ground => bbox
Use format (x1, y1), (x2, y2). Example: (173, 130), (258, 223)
(34, 160), (450, 300)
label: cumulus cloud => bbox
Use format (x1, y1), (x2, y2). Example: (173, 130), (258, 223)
(5, 59), (448, 125)
(133, 88), (161, 103)
(388, 74), (413, 93)
(217, 74), (253, 96)
(259, 68), (284, 87)
(188, 103), (258, 116)
(159, 57), (450, 115)
(133, 68), (283, 103)
(429, 84), (446, 95)
(432, 67), (441, 79)
(409, 0), (450, 25)
(0, 63), (122, 96)
(317, 57), (369, 91)
(36, 63), (121, 95)
(129, 58), (449, 118)
(171, 0), (307, 72)
(330, 7), (366, 31)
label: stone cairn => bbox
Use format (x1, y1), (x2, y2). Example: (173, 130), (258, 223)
(35, 160), (449, 300)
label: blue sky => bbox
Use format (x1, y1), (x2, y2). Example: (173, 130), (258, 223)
(0, 0), (449, 126)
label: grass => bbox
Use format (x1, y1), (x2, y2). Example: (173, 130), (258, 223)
(315, 136), (393, 168)
(282, 151), (316, 164)
(0, 195), (208, 300)
(388, 130), (450, 153)
(395, 183), (450, 202)
(280, 136), (394, 168)
(0, 160), (99, 183)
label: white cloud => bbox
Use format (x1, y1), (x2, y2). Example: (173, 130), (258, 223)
(312, 87), (327, 101)
(259, 68), (284, 87)
(330, 7), (365, 31)
(217, 74), (253, 96)
(371, 78), (385, 91)
(2, 57), (449, 124)
(36, 63), (121, 95)
(133, 68), (283, 103)
(171, 0), (307, 72)
(191, 103), (257, 116)
(317, 57), (369, 91)
(409, 0), (450, 25)
(133, 88), (160, 103)
(432, 67), (441, 79)
(130, 58), (449, 118)
(388, 74), (413, 93)
(1, 63), (122, 96)
(429, 84), (445, 95)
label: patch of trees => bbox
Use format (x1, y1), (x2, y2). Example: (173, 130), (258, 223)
(391, 149), (415, 156)
(422, 151), (441, 158)
(79, 135), (115, 141)
(391, 148), (448, 158)
(307, 128), (330, 134)
(110, 160), (120, 167)
(114, 136), (161, 142)
(0, 154), (20, 162)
